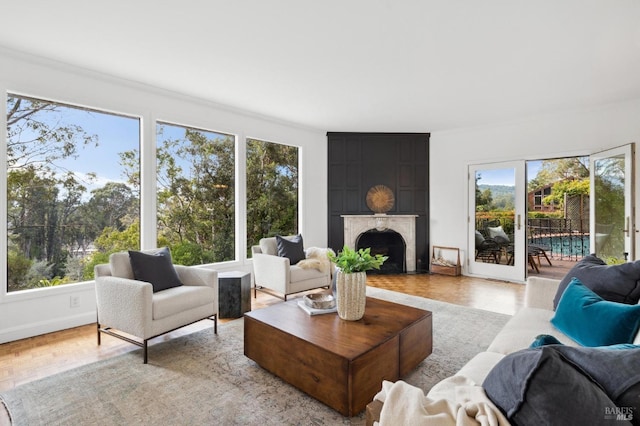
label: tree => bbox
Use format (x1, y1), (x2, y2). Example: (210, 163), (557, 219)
(6, 95), (108, 290)
(543, 179), (590, 207)
(246, 139), (298, 251)
(528, 157), (589, 192)
(7, 96), (98, 171)
(151, 125), (236, 264)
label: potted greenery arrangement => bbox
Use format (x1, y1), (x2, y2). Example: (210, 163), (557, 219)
(329, 246), (387, 320)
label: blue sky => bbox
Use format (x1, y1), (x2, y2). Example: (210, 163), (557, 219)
(476, 161), (543, 186)
(7, 96), (238, 201)
(9, 102), (207, 192)
(58, 108), (140, 187)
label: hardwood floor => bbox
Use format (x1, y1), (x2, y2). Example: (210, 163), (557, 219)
(0, 273), (524, 399)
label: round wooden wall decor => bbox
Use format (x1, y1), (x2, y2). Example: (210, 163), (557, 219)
(366, 185), (394, 214)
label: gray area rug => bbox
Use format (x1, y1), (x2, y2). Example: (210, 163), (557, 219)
(0, 287), (510, 425)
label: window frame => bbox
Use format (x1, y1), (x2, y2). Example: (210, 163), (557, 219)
(2, 91), (143, 299)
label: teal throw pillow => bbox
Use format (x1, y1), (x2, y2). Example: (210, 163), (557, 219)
(551, 278), (640, 347)
(529, 334), (563, 348)
(530, 334), (640, 350)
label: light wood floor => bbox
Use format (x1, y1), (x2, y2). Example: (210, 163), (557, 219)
(0, 273), (525, 398)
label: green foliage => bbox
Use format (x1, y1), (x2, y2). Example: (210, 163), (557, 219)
(5, 97), (300, 292)
(154, 126), (236, 262)
(476, 185), (515, 211)
(94, 222), (140, 253)
(7, 251), (31, 292)
(246, 139), (298, 253)
(528, 157), (589, 192)
(35, 276), (71, 288)
(329, 246), (388, 273)
(527, 211), (564, 219)
(542, 179), (589, 207)
(170, 242), (214, 266)
(83, 252), (109, 280)
(604, 256), (626, 265)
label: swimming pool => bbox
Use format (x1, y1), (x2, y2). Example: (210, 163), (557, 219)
(529, 235), (590, 258)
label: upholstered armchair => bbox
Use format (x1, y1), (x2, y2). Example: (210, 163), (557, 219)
(94, 248), (218, 363)
(251, 235), (333, 301)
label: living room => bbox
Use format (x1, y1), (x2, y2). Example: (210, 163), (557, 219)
(1, 1), (640, 424)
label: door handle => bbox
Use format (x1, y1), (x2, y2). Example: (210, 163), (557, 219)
(624, 216), (630, 237)
(517, 214), (521, 230)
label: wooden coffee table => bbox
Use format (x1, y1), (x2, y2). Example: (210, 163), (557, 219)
(244, 296), (432, 417)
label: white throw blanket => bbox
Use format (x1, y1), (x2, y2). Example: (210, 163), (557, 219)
(374, 378), (510, 426)
(297, 247), (335, 274)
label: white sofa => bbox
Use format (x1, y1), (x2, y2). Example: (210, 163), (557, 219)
(368, 276), (640, 424)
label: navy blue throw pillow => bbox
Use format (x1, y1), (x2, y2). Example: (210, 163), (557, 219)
(128, 247), (183, 293)
(275, 234), (305, 265)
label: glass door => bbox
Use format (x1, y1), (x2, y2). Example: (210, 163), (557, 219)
(468, 161), (526, 282)
(590, 144), (635, 261)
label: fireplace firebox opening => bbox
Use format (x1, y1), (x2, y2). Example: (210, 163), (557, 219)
(356, 229), (406, 274)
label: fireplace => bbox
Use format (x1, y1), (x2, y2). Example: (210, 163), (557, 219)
(356, 229), (406, 273)
(342, 214), (418, 272)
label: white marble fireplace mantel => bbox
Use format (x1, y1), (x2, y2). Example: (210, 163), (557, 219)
(341, 214), (418, 272)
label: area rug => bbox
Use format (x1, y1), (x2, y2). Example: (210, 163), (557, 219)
(0, 288), (510, 425)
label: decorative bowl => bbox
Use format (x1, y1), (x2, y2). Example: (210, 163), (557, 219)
(303, 293), (336, 310)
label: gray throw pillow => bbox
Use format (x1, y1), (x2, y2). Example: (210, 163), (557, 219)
(128, 247), (183, 293)
(554, 254), (640, 309)
(275, 234), (305, 265)
(483, 347), (622, 425)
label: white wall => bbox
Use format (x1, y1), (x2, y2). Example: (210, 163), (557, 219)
(0, 48), (328, 343)
(430, 99), (640, 277)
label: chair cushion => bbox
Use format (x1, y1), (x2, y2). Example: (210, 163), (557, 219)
(554, 254), (640, 308)
(551, 277), (640, 347)
(259, 237), (278, 256)
(290, 264), (328, 282)
(488, 225), (509, 241)
(109, 251), (135, 280)
(474, 231), (485, 246)
(276, 234), (305, 265)
(152, 285), (215, 320)
(128, 247), (183, 293)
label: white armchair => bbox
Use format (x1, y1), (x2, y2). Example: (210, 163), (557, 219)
(251, 236), (332, 301)
(94, 249), (218, 363)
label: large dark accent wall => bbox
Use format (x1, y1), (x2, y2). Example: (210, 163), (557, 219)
(327, 132), (430, 271)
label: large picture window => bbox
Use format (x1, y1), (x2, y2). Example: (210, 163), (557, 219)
(6, 94), (140, 292)
(246, 138), (298, 255)
(156, 122), (235, 264)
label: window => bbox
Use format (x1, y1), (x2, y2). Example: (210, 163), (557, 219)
(246, 138), (298, 255)
(6, 94), (140, 292)
(156, 122), (235, 264)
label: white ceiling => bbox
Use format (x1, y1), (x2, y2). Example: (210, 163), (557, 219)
(2, 1), (640, 132)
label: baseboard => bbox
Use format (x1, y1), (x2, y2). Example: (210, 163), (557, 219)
(0, 311), (95, 344)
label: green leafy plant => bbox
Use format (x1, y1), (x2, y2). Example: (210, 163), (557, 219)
(329, 245), (388, 273)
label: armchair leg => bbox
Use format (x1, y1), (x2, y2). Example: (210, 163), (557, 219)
(97, 322), (101, 345)
(143, 340), (148, 364)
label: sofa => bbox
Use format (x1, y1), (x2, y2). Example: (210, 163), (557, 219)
(367, 259), (640, 425)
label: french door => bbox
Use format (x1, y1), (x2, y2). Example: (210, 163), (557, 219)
(590, 144), (635, 261)
(468, 161), (527, 282)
